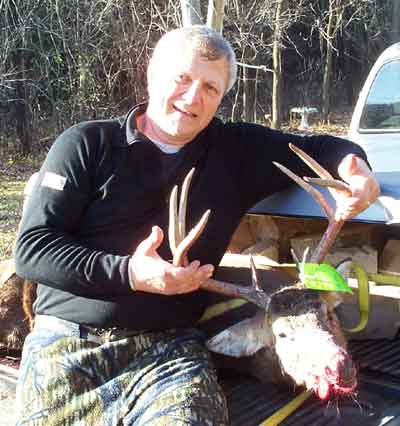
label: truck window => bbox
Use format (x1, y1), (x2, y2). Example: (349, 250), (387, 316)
(359, 60), (400, 130)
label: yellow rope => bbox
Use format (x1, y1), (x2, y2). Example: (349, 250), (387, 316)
(258, 390), (312, 426)
(345, 262), (370, 333)
(369, 273), (400, 286)
(197, 298), (248, 324)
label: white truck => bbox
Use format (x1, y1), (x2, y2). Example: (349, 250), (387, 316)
(253, 44), (400, 227)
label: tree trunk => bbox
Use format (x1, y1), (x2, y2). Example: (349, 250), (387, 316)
(231, 64), (242, 121)
(207, 0), (225, 32)
(392, 0), (400, 43)
(180, 0), (203, 26)
(242, 61), (252, 121)
(322, 0), (335, 124)
(254, 68), (259, 123)
(14, 12), (32, 154)
(272, 0), (284, 130)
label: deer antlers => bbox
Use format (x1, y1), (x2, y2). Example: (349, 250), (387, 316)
(168, 168), (270, 309)
(274, 144), (352, 263)
(168, 145), (352, 309)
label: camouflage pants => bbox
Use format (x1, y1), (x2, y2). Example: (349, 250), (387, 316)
(15, 315), (228, 426)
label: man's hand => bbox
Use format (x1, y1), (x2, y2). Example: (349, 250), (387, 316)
(334, 154), (380, 221)
(129, 226), (214, 295)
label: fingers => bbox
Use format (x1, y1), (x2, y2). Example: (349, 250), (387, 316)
(130, 225), (215, 295)
(166, 261), (214, 294)
(334, 176), (380, 221)
(340, 153), (358, 176)
(136, 226), (164, 255)
(334, 197), (363, 221)
(338, 154), (366, 180)
(334, 155), (380, 221)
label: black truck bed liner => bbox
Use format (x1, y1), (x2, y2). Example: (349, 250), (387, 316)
(222, 337), (400, 425)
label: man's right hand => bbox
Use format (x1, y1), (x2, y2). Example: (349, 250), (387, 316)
(129, 226), (214, 295)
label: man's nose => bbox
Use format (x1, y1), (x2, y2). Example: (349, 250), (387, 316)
(183, 81), (201, 103)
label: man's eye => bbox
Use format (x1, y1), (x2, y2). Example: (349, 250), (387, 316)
(176, 74), (190, 84)
(206, 84), (218, 95)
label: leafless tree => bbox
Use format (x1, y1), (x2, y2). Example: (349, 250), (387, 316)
(391, 0), (400, 43)
(0, 0), (394, 154)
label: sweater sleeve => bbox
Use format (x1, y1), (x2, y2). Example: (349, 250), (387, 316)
(14, 124), (132, 297)
(223, 123), (370, 209)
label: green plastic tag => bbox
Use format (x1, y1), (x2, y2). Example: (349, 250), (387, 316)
(301, 263), (353, 293)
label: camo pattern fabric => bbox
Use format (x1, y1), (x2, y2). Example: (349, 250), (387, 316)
(15, 323), (228, 426)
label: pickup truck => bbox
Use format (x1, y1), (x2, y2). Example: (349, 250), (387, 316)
(244, 41), (400, 425)
(2, 44), (400, 426)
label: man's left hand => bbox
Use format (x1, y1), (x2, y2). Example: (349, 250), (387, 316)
(333, 154), (380, 221)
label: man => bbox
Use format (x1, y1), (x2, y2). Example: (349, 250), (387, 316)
(14, 25), (379, 425)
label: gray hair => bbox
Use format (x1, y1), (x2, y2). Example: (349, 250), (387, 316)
(148, 25), (237, 93)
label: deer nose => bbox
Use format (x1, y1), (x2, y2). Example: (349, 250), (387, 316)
(337, 357), (356, 388)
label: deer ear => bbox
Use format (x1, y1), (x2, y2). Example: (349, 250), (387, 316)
(320, 291), (344, 309)
(319, 259), (353, 309)
(206, 312), (272, 357)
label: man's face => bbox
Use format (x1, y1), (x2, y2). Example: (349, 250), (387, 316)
(146, 52), (228, 145)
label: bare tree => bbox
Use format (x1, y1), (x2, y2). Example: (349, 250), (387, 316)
(321, 0), (342, 123)
(271, 0), (285, 129)
(0, 0), (395, 156)
(391, 0), (400, 43)
(207, 0), (225, 33)
(180, 0), (203, 25)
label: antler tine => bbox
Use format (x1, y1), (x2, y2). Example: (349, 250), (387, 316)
(178, 168), (195, 243)
(173, 209), (211, 266)
(201, 278), (271, 309)
(273, 161), (334, 219)
(289, 143), (352, 196)
(169, 168), (211, 267)
(168, 185), (179, 255)
(304, 177), (351, 194)
(250, 254), (262, 292)
(289, 143), (334, 180)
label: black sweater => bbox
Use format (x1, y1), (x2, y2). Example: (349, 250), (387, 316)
(14, 107), (368, 330)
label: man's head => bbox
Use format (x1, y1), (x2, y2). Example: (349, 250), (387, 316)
(145, 25), (237, 146)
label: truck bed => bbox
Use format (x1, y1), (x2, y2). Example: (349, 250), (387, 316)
(223, 337), (400, 425)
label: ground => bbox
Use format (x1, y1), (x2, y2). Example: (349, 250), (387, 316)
(0, 153), (44, 261)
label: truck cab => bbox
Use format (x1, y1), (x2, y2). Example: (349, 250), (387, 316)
(348, 43), (400, 173)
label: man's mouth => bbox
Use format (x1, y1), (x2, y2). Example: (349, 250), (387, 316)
(173, 105), (197, 118)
